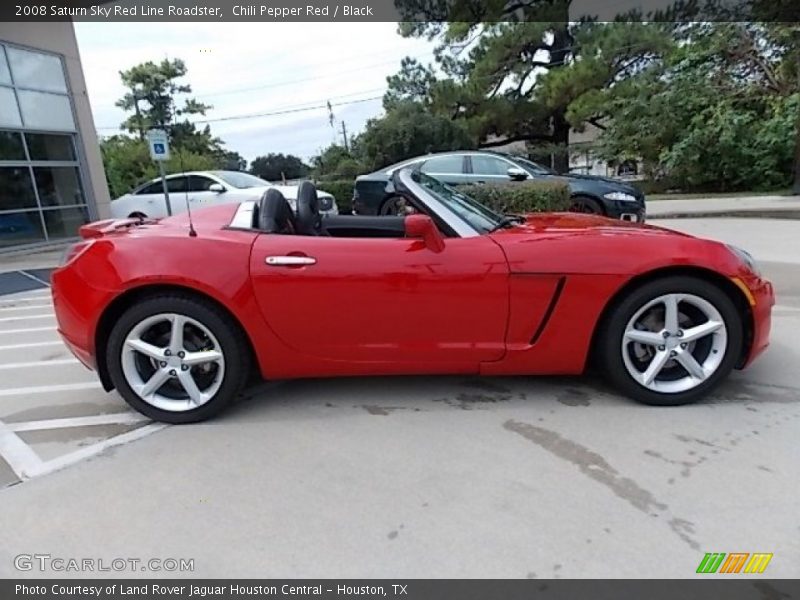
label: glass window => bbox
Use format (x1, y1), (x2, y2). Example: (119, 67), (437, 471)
(471, 155), (513, 176)
(26, 133), (75, 161)
(166, 176), (187, 194)
(0, 47), (11, 86)
(413, 171), (503, 234)
(188, 175), (217, 192)
(0, 131), (25, 160)
(420, 155), (463, 175)
(17, 90), (75, 131)
(136, 181), (162, 195)
(0, 87), (22, 128)
(42, 206), (89, 240)
(0, 211), (45, 247)
(33, 166), (84, 207)
(6, 46), (67, 93)
(211, 171), (266, 189)
(0, 167), (37, 210)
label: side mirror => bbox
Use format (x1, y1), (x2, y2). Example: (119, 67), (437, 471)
(405, 214), (445, 252)
(209, 183), (225, 193)
(507, 167), (529, 181)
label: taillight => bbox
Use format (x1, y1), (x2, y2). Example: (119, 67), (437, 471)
(60, 240), (94, 267)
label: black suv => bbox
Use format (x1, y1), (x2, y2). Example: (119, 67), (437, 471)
(353, 150), (646, 222)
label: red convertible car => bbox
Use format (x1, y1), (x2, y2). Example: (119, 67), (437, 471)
(51, 170), (774, 423)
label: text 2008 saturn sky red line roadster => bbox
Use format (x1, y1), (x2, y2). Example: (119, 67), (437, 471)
(51, 169), (774, 423)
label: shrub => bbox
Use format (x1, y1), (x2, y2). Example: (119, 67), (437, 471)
(457, 181), (571, 214)
(317, 180), (355, 213)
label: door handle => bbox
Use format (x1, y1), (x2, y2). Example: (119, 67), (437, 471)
(266, 256), (316, 266)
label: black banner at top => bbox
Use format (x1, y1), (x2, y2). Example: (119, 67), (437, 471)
(0, 0), (798, 22)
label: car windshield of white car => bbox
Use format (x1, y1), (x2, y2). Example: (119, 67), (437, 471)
(212, 171), (270, 189)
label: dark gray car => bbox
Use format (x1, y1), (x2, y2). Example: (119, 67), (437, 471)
(353, 150), (646, 222)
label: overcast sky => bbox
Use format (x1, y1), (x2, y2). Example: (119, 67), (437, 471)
(74, 23), (436, 164)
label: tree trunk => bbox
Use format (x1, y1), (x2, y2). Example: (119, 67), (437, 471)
(549, 23), (573, 174)
(551, 112), (570, 174)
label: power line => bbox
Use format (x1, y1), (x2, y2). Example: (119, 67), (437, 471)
(96, 94), (384, 131)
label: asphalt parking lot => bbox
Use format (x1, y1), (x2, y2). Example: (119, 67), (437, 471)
(0, 217), (797, 579)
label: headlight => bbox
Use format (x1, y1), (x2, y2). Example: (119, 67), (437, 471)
(604, 191), (638, 202)
(727, 244), (761, 276)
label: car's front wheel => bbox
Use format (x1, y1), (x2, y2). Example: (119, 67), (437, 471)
(106, 294), (251, 423)
(598, 276), (743, 406)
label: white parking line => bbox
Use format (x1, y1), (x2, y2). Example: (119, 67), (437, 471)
(0, 382), (102, 398)
(9, 413), (150, 432)
(0, 420), (44, 479)
(0, 326), (57, 335)
(17, 270), (51, 287)
(0, 341), (63, 351)
(0, 304), (54, 313)
(0, 358), (78, 370)
(25, 423), (166, 479)
(0, 314), (53, 323)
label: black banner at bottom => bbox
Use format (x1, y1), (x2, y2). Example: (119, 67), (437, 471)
(4, 580), (800, 600)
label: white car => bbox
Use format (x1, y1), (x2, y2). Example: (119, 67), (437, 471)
(110, 171), (338, 219)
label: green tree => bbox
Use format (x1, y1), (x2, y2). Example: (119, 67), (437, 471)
(250, 153), (310, 181)
(116, 58), (222, 154)
(586, 22), (800, 190)
(390, 3), (671, 172)
(352, 101), (475, 171)
(100, 136), (219, 199)
(310, 144), (362, 180)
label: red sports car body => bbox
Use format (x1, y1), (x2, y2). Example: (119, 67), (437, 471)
(51, 170), (773, 422)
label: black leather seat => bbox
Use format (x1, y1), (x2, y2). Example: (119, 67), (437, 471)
(257, 188), (296, 234)
(295, 181), (327, 236)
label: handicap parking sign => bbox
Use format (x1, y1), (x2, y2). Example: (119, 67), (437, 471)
(146, 129), (170, 161)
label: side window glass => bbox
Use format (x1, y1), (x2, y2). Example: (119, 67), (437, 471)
(420, 155), (463, 174)
(188, 176), (215, 192)
(136, 182), (161, 195)
(471, 156), (511, 176)
(166, 177), (187, 194)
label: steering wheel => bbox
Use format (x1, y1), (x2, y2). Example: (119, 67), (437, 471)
(295, 181), (325, 236)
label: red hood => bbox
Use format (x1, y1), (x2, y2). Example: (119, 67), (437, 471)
(489, 212), (732, 276)
(493, 212), (686, 238)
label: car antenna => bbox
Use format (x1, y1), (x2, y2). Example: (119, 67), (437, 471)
(172, 124), (197, 238)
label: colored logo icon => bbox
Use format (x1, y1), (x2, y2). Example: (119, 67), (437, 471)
(697, 552), (773, 574)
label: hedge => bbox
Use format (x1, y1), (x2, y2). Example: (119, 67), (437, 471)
(316, 180), (355, 213)
(456, 180), (571, 214)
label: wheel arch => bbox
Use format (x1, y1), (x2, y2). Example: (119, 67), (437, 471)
(94, 283), (259, 391)
(589, 265), (754, 371)
(569, 193), (606, 215)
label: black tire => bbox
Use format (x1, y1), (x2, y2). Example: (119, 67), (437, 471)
(106, 293), (251, 423)
(569, 195), (604, 215)
(597, 276), (743, 406)
(128, 212), (147, 219)
(379, 196), (403, 216)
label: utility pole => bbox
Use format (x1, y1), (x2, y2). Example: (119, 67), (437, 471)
(340, 121), (349, 152)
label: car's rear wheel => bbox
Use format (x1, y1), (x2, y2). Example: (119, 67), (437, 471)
(598, 276), (743, 406)
(569, 195), (603, 215)
(106, 294), (250, 423)
(128, 212), (147, 219)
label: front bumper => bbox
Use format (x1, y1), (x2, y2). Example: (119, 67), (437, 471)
(604, 199), (646, 223)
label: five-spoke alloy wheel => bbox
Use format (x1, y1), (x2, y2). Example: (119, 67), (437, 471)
(599, 276), (743, 406)
(107, 294), (250, 423)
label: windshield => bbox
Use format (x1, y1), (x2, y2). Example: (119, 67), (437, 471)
(212, 171), (270, 189)
(511, 156), (554, 175)
(412, 171), (503, 234)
